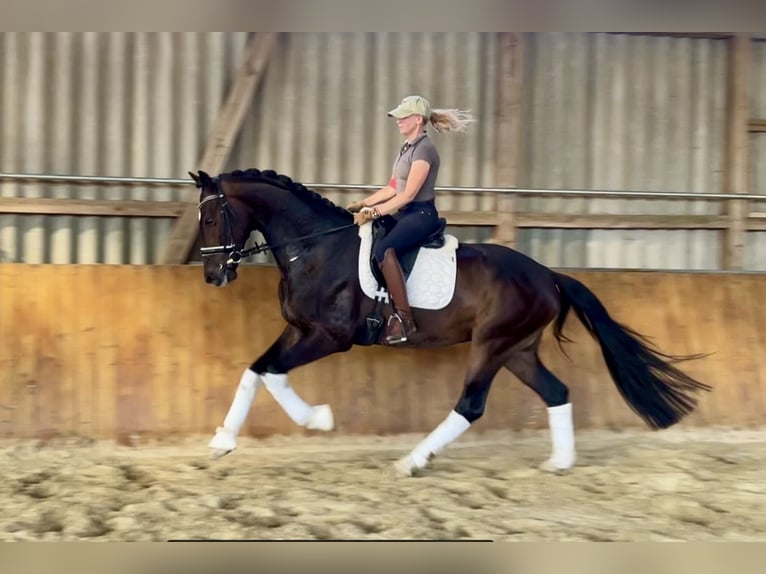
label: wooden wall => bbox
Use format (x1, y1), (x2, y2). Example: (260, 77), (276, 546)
(0, 264), (764, 442)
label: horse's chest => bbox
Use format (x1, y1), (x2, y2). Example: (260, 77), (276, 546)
(280, 282), (323, 320)
(281, 278), (352, 325)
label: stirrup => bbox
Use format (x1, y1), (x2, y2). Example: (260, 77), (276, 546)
(385, 313), (413, 345)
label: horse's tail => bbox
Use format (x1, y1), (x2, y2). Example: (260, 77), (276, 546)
(552, 272), (712, 429)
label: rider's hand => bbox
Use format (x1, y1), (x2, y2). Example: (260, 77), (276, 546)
(353, 208), (377, 226)
(347, 201), (366, 213)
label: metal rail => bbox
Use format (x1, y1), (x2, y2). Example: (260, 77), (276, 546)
(2, 172), (766, 201)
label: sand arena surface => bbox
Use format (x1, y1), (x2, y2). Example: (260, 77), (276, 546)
(1, 427), (764, 541)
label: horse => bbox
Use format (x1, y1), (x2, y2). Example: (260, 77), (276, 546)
(190, 167), (711, 477)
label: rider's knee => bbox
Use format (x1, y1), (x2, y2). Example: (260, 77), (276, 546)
(373, 245), (389, 265)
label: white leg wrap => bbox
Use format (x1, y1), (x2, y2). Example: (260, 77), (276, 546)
(261, 372), (313, 426)
(222, 369), (261, 432)
(541, 402), (576, 471)
(399, 410), (471, 473)
(208, 369), (261, 452)
(305, 404), (335, 431)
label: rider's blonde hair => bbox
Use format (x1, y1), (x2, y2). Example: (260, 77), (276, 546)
(427, 108), (475, 134)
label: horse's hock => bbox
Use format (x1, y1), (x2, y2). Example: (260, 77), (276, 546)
(0, 263), (763, 441)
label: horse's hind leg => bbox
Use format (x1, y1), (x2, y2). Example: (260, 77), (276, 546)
(505, 347), (575, 472)
(390, 340), (509, 478)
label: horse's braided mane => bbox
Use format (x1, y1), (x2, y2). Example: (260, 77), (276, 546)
(221, 168), (350, 219)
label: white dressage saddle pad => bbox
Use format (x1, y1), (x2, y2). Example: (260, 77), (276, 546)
(357, 222), (459, 310)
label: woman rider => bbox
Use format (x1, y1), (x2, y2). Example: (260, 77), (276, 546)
(349, 95), (474, 345)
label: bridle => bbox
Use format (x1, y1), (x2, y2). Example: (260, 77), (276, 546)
(197, 190), (355, 267)
(197, 192), (248, 267)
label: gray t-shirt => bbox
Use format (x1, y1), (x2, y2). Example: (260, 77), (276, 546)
(392, 133), (440, 203)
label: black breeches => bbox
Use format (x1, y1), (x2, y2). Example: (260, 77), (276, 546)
(373, 202), (440, 264)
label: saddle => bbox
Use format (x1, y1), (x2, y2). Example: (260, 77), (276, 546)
(355, 217), (458, 346)
(369, 216), (447, 286)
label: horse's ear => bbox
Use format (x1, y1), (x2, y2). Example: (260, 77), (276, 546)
(188, 171), (201, 188)
(198, 170), (213, 187)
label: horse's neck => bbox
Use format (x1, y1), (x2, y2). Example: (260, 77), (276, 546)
(245, 189), (352, 268)
(270, 224), (358, 286)
(238, 187), (309, 240)
(259, 215), (307, 245)
(259, 209), (335, 248)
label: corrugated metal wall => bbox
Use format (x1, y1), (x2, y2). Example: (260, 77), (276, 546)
(230, 32), (501, 263)
(236, 33), (498, 191)
(0, 32), (500, 265)
(519, 33), (729, 270)
(747, 39), (766, 271)
(1, 33), (765, 270)
(0, 32), (250, 264)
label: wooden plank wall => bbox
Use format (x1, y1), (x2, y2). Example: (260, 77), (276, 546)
(0, 264), (764, 442)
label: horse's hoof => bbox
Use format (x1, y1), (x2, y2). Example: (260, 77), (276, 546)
(210, 448), (233, 460)
(306, 404), (335, 431)
(384, 456), (415, 479)
(539, 458), (574, 474)
(208, 427), (237, 457)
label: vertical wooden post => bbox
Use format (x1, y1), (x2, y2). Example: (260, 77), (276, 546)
(160, 32), (278, 264)
(723, 33), (751, 270)
(492, 32), (524, 248)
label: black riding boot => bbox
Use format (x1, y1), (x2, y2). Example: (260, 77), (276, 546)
(380, 248), (417, 345)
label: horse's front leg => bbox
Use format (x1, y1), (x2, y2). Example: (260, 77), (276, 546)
(208, 325), (347, 458)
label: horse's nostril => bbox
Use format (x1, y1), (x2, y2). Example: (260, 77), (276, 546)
(205, 273), (216, 284)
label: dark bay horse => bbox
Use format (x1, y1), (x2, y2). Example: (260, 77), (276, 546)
(191, 168), (711, 477)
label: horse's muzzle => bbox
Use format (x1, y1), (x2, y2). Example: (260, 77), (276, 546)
(205, 263), (238, 287)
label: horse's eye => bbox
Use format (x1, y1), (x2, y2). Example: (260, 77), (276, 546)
(205, 218), (215, 225)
